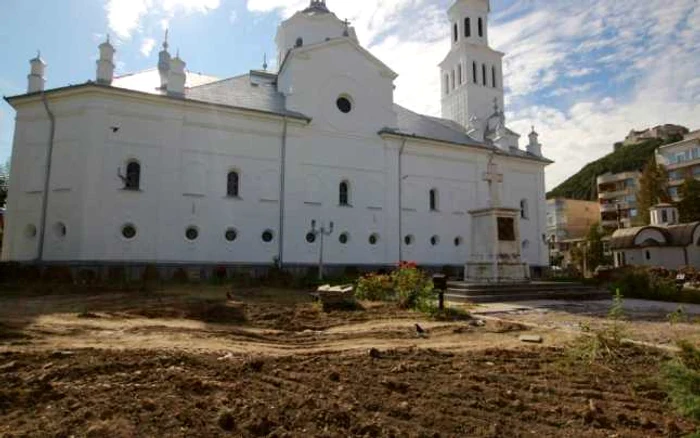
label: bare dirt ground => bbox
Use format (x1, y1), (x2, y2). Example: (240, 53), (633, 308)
(1, 285), (698, 437)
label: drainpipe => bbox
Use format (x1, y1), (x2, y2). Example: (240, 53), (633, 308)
(36, 91), (56, 264)
(277, 116), (288, 269)
(398, 138), (407, 263)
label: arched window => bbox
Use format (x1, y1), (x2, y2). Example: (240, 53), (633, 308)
(444, 74), (449, 94)
(339, 181), (350, 206)
(472, 62), (478, 83)
(464, 17), (471, 37)
(458, 64), (463, 85)
(125, 161), (141, 190)
(482, 64), (487, 86)
(645, 250), (651, 261)
(478, 17), (484, 37)
(492, 66), (497, 88)
(227, 171), (239, 197)
(520, 199), (529, 220)
(451, 70), (456, 90)
(453, 23), (458, 42)
(295, 37), (303, 47)
(429, 189), (439, 211)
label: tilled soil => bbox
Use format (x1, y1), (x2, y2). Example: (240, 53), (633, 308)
(1, 345), (695, 438)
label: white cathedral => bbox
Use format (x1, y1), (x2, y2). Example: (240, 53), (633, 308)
(1, 0), (551, 276)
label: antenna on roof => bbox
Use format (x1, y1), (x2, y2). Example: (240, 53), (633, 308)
(263, 53), (268, 71)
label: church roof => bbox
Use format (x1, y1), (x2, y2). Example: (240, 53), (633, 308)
(6, 68), (551, 164)
(112, 68), (220, 93)
(390, 105), (486, 148)
(384, 105), (552, 163)
(111, 68), (310, 120)
(610, 222), (700, 249)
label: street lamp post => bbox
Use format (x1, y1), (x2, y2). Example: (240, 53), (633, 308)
(310, 219), (334, 281)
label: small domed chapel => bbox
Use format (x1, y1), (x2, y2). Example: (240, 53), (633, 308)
(2, 0), (551, 276)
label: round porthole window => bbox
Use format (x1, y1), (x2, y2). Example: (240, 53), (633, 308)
(336, 96), (352, 113)
(122, 224), (137, 240)
(225, 228), (238, 242)
(54, 222), (67, 238)
(339, 232), (349, 244)
(430, 235), (440, 246)
(369, 233), (379, 245)
(185, 226), (199, 241)
(306, 232), (317, 243)
(262, 230), (274, 243)
(404, 235), (414, 246)
(454, 237), (463, 247)
(24, 224), (37, 239)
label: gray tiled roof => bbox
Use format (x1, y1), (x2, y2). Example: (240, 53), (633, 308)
(391, 104), (486, 148)
(187, 73), (308, 119)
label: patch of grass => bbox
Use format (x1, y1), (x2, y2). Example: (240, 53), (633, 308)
(569, 289), (628, 365)
(668, 305), (690, 325)
(663, 340), (700, 421)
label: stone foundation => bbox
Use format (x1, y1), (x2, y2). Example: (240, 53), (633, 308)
(465, 262), (530, 283)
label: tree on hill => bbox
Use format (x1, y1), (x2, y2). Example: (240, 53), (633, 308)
(636, 158), (670, 225)
(678, 178), (700, 223)
(547, 137), (676, 201)
(585, 222), (606, 271)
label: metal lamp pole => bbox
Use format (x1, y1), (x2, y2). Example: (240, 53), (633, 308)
(310, 220), (334, 281)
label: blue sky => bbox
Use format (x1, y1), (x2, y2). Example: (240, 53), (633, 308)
(1, 0), (698, 189)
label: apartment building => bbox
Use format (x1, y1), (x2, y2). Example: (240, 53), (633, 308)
(596, 171), (642, 230)
(656, 129), (700, 201)
(546, 198), (600, 267)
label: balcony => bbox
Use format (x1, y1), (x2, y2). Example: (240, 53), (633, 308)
(600, 202), (630, 213)
(596, 171), (640, 185)
(598, 188), (633, 200)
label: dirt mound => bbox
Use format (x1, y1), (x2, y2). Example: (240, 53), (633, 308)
(128, 300), (246, 324)
(0, 346), (695, 437)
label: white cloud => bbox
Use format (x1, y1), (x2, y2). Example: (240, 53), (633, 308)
(105, 0), (221, 40)
(140, 38), (156, 56)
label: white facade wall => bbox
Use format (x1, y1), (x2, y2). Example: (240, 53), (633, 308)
(1, 88), (548, 268)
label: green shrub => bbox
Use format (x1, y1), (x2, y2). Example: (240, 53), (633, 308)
(355, 273), (394, 301)
(663, 341), (700, 421)
(392, 261), (434, 310)
(609, 266), (700, 304)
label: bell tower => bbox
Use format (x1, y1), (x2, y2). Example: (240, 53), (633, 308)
(439, 0), (504, 141)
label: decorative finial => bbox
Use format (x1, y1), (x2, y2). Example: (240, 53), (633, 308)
(37, 50), (41, 59)
(163, 29), (169, 50)
(263, 53), (268, 71)
(106, 34), (110, 43)
(176, 48), (180, 58)
(343, 18), (350, 37)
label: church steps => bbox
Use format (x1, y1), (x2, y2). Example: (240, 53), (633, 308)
(445, 282), (610, 303)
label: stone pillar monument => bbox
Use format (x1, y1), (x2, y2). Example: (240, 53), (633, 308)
(465, 155), (529, 283)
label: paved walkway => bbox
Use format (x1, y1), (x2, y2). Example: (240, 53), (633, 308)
(469, 298), (700, 316)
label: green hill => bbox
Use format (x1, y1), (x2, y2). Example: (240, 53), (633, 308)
(547, 137), (679, 201)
